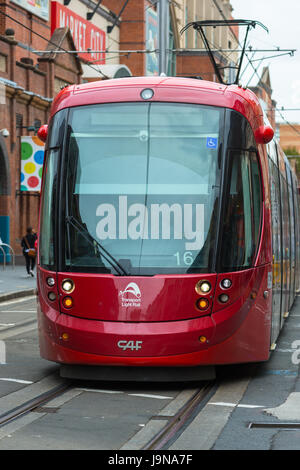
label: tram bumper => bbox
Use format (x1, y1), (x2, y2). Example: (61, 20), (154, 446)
(37, 265), (271, 370)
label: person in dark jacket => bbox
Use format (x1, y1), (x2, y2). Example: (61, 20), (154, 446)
(21, 227), (37, 277)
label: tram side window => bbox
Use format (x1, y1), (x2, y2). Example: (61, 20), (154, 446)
(251, 153), (262, 247)
(39, 149), (59, 269)
(220, 151), (261, 271)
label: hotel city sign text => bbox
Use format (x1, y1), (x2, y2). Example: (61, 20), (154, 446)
(51, 2), (106, 64)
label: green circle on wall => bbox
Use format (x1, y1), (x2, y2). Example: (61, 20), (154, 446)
(21, 142), (33, 160)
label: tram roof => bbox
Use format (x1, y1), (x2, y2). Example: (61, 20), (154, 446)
(50, 75), (265, 133)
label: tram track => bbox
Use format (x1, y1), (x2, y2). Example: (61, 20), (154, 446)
(0, 373), (216, 450)
(0, 318), (37, 340)
(0, 381), (71, 428)
(0, 296), (220, 449)
(0, 296), (38, 340)
(142, 380), (216, 450)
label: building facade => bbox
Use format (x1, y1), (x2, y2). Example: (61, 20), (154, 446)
(250, 66), (276, 130)
(279, 123), (300, 155)
(0, 0), (120, 263)
(0, 0), (241, 263)
(176, 0), (239, 81)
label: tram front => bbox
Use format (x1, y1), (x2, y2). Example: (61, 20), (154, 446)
(37, 79), (270, 379)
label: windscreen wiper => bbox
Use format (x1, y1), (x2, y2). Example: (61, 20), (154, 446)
(66, 215), (129, 276)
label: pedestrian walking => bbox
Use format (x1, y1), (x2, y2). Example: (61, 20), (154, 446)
(21, 227), (37, 277)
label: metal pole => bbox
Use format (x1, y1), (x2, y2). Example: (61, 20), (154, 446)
(158, 0), (169, 75)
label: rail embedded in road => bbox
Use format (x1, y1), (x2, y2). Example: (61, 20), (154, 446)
(143, 381), (216, 450)
(0, 382), (71, 428)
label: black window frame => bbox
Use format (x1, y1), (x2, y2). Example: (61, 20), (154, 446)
(40, 105), (263, 275)
(39, 108), (68, 272)
(215, 109), (263, 273)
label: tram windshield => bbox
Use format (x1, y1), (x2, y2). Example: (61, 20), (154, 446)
(62, 102), (222, 274)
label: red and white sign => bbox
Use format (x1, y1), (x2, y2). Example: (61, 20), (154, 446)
(51, 2), (106, 64)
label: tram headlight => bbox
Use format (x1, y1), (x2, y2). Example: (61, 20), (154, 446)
(62, 279), (75, 293)
(46, 277), (55, 287)
(48, 292), (56, 301)
(195, 281), (211, 295)
(219, 293), (229, 303)
(220, 278), (232, 289)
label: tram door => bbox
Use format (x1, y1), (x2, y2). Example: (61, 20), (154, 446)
(268, 149), (282, 345)
(286, 166), (296, 309)
(292, 174), (300, 293)
(280, 173), (290, 324)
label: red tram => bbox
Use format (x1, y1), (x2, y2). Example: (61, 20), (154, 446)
(36, 76), (300, 380)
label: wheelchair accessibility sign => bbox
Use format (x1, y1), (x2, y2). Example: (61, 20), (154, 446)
(206, 137), (218, 149)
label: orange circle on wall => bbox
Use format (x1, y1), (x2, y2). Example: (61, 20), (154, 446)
(32, 135), (45, 146)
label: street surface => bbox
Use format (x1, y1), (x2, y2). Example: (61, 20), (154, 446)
(0, 294), (300, 451)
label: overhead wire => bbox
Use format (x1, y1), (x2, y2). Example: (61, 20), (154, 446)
(211, 0), (267, 83)
(2, 1), (299, 137)
(275, 109), (300, 138)
(210, 0), (300, 139)
(0, 8), (110, 79)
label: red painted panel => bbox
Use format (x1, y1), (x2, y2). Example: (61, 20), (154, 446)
(48, 77), (265, 139)
(37, 265), (272, 365)
(56, 272), (217, 322)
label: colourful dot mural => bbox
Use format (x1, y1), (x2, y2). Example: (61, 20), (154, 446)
(20, 136), (45, 191)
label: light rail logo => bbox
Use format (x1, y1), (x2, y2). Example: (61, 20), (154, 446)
(119, 282), (141, 307)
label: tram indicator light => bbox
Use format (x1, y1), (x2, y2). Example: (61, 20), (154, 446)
(62, 296), (73, 309)
(196, 298), (209, 311)
(141, 88), (154, 100)
(61, 333), (69, 341)
(254, 125), (274, 144)
(199, 336), (207, 343)
(37, 124), (48, 143)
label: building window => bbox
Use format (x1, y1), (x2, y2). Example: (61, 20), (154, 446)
(0, 55), (7, 73)
(16, 113), (23, 130)
(34, 119), (41, 132)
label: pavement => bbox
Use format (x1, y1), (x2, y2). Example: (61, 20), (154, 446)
(0, 264), (37, 302)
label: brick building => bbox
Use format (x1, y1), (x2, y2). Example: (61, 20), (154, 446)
(0, 28), (83, 262)
(176, 0), (239, 81)
(0, 0), (119, 263)
(0, 0), (238, 263)
(279, 123), (300, 155)
(278, 123), (300, 189)
(99, 0), (237, 81)
(96, 0), (182, 78)
(250, 66), (276, 130)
